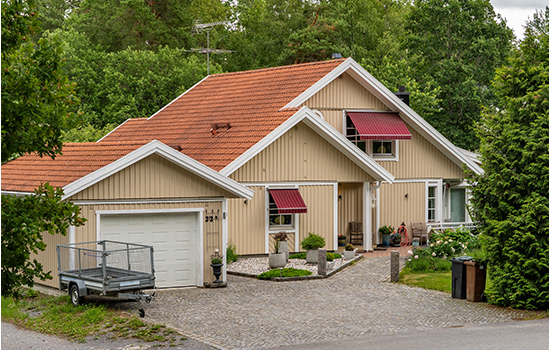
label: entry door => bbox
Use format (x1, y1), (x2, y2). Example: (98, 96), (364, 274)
(450, 188), (466, 223)
(100, 212), (198, 288)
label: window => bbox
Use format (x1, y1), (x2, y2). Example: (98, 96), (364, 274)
(450, 188), (466, 222)
(346, 116), (397, 158)
(427, 185), (437, 222)
(269, 193), (294, 228)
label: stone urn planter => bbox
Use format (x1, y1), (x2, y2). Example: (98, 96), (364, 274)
(306, 249), (319, 263)
(343, 244), (355, 260)
(210, 251), (224, 283)
(278, 240), (289, 261)
(273, 232), (289, 261)
(269, 252), (286, 268)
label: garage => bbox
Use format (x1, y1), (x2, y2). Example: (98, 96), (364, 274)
(99, 211), (201, 288)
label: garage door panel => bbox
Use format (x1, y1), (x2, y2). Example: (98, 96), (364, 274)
(100, 212), (199, 288)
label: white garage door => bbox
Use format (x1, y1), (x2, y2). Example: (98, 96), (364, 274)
(100, 212), (199, 288)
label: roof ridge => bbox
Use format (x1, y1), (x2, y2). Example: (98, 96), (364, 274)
(210, 58), (346, 78)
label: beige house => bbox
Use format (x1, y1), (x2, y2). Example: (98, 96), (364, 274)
(2, 57), (482, 289)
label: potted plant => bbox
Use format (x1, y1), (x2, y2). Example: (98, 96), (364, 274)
(337, 234), (346, 246)
(301, 232), (326, 263)
(269, 238), (287, 268)
(274, 232), (289, 261)
(210, 250), (224, 283)
(344, 244), (355, 260)
(379, 225), (394, 247)
(391, 232), (401, 246)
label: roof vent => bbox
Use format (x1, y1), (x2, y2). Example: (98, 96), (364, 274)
(210, 122), (232, 136)
(394, 86), (411, 106)
(331, 53), (342, 59)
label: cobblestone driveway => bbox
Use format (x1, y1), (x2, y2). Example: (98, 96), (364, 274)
(131, 257), (527, 350)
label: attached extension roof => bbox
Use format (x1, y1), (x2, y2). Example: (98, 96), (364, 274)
(1, 141), (254, 200)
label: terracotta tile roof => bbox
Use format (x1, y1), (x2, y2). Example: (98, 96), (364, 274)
(1, 141), (148, 192)
(101, 59), (346, 170)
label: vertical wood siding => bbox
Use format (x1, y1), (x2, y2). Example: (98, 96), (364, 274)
(32, 230), (70, 288)
(377, 123), (464, 179)
(338, 183), (364, 242)
(230, 122), (374, 183)
(71, 201), (223, 284)
(378, 182), (425, 243)
(227, 187), (266, 255)
(299, 185), (334, 251)
(69, 154), (238, 200)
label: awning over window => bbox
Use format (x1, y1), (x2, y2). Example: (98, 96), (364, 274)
(348, 112), (412, 140)
(270, 189), (307, 214)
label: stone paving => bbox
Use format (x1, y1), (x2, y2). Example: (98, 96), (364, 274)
(120, 256), (528, 350)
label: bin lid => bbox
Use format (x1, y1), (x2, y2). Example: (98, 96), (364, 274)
(450, 256), (473, 262)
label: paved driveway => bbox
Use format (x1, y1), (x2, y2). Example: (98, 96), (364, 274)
(118, 256), (528, 350)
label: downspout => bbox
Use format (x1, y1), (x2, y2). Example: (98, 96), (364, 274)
(370, 181), (382, 248)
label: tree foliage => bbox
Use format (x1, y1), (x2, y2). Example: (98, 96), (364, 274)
(467, 7), (549, 310)
(1, 184), (86, 298)
(1, 0), (80, 162)
(405, 0), (514, 150)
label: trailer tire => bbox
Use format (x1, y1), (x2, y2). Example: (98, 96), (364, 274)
(70, 284), (84, 306)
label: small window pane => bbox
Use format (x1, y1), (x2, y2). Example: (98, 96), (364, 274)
(428, 186), (435, 197)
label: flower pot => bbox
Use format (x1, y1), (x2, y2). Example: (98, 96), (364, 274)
(338, 238), (346, 246)
(306, 249), (318, 263)
(278, 240), (289, 261)
(210, 263), (223, 283)
(269, 252), (286, 268)
(382, 234), (391, 247)
(344, 250), (355, 260)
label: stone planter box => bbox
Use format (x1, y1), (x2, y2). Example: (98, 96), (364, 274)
(343, 250), (355, 260)
(306, 249), (318, 263)
(269, 253), (286, 268)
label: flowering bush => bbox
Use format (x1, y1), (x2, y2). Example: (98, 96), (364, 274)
(428, 227), (475, 258)
(378, 225), (395, 235)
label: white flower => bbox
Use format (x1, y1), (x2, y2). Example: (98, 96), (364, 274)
(451, 247), (455, 252)
(432, 252), (436, 257)
(443, 256), (447, 259)
(408, 258), (412, 262)
(414, 255), (419, 259)
(430, 243), (434, 247)
(408, 250), (413, 255)
(449, 239), (453, 242)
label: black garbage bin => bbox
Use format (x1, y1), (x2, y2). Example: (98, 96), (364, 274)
(450, 256), (473, 299)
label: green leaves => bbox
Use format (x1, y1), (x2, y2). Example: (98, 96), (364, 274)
(467, 8), (549, 310)
(1, 184), (86, 299)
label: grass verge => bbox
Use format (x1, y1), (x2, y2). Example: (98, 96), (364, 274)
(1, 290), (186, 345)
(399, 267), (452, 293)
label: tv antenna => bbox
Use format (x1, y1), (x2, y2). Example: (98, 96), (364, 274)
(188, 20), (233, 75)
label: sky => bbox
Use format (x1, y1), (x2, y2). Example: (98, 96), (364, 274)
(490, 0), (548, 40)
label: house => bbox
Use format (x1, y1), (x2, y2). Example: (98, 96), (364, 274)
(1, 57), (482, 289)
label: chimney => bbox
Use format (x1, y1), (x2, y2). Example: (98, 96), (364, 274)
(394, 86), (410, 106)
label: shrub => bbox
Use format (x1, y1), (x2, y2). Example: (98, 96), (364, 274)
(300, 233), (325, 250)
(257, 268), (312, 279)
(434, 259), (452, 272)
(210, 252), (223, 265)
(409, 256), (431, 272)
(289, 253), (306, 259)
(226, 244), (238, 263)
(326, 253), (334, 261)
(345, 244), (354, 251)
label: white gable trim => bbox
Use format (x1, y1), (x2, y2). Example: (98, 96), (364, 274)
(62, 140), (254, 200)
(283, 58), (483, 175)
(219, 107), (394, 183)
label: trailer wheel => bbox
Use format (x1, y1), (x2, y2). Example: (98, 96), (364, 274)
(70, 284), (84, 306)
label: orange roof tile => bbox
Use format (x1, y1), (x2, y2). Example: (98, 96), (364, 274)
(2, 141), (148, 192)
(101, 59), (345, 170)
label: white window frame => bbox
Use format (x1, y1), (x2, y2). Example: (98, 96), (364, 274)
(425, 180), (442, 223)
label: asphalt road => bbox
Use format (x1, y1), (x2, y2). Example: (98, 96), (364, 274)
(267, 318), (550, 350)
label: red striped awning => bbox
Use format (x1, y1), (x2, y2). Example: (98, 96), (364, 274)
(348, 112), (412, 140)
(270, 189), (307, 214)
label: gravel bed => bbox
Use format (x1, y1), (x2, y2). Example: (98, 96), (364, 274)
(227, 257), (347, 276)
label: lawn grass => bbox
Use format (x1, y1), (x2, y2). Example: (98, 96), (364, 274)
(1, 290), (186, 344)
(399, 267), (452, 293)
(257, 267), (312, 279)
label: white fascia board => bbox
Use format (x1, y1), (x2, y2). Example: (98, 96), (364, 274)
(220, 107), (394, 183)
(1, 191), (33, 197)
(62, 140), (254, 201)
(284, 57), (483, 175)
(147, 75), (210, 120)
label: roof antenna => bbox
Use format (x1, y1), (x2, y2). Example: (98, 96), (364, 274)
(186, 20), (234, 76)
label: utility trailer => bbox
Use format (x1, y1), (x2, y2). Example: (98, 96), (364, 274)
(57, 240), (156, 310)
